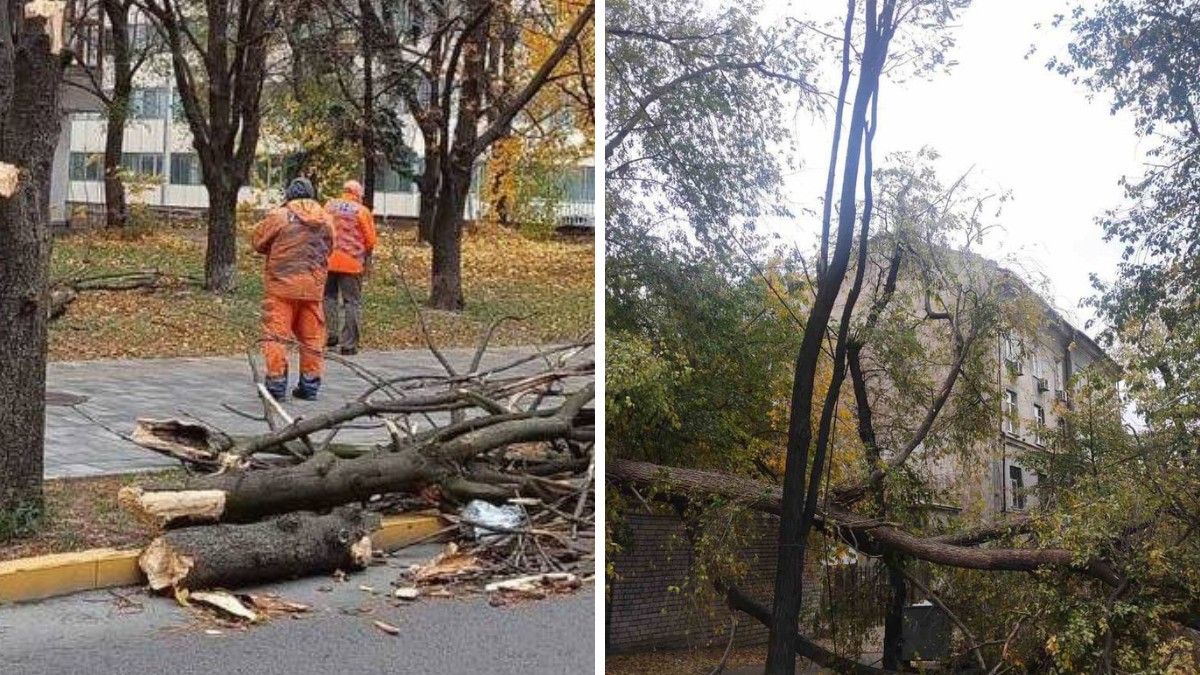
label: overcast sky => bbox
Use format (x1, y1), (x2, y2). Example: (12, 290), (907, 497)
(761, 0), (1147, 333)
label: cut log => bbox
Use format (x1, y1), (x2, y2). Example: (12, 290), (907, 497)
(139, 507), (379, 591)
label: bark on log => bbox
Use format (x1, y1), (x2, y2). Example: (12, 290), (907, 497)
(121, 450), (437, 527)
(139, 507), (379, 591)
(610, 458), (1122, 587)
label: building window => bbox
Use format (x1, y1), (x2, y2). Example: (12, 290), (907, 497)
(129, 87), (169, 119)
(562, 166), (595, 203)
(378, 159), (416, 193)
(121, 152), (163, 177)
(71, 10), (103, 69)
(69, 152), (104, 181)
(169, 154), (204, 185)
(1032, 404), (1045, 445)
(254, 155), (286, 189)
(1003, 335), (1023, 374)
(1002, 389), (1017, 434)
(1009, 465), (1026, 510)
(128, 21), (158, 52)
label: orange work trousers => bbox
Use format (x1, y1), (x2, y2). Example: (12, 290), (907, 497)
(262, 295), (325, 379)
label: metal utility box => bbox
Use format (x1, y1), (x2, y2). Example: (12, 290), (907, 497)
(901, 601), (951, 663)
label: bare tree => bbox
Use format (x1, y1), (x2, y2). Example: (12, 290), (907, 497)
(137, 0), (276, 292)
(0, 0), (66, 519)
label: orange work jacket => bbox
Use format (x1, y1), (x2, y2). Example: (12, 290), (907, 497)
(325, 194), (378, 275)
(252, 199), (336, 301)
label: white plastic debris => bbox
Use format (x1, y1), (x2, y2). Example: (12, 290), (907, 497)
(461, 499), (526, 541)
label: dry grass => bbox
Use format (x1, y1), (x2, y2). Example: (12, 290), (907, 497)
(49, 220), (594, 361)
(0, 470), (184, 561)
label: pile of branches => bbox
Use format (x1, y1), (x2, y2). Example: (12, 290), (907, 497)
(113, 324), (594, 599)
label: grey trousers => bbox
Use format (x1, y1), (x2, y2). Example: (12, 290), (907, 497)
(324, 272), (363, 350)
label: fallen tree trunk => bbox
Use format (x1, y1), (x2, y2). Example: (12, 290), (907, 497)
(610, 458), (1122, 586)
(139, 507), (379, 592)
(121, 387), (595, 527)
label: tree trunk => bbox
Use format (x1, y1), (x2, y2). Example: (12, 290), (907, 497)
(417, 135), (439, 243)
(139, 507), (379, 591)
(0, 8), (64, 519)
(360, 0), (376, 209)
(881, 555), (906, 670)
(767, 10), (889, 671)
(427, 4), (486, 311)
(428, 164), (469, 310)
(102, 0), (131, 229)
(122, 450), (438, 527)
(102, 104), (128, 228)
(203, 178), (239, 292)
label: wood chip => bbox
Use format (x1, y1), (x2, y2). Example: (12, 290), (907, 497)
(372, 620), (401, 636)
(190, 591), (259, 622)
(393, 587), (420, 600)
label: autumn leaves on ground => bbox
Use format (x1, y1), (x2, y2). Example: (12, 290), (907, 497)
(49, 218), (595, 361)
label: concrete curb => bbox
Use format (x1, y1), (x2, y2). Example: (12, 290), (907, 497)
(0, 514), (446, 605)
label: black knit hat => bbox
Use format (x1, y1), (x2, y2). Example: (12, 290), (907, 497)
(285, 177), (315, 201)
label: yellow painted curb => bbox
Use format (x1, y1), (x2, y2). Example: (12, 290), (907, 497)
(0, 514), (445, 605)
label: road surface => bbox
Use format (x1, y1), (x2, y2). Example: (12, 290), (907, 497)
(0, 544), (595, 674)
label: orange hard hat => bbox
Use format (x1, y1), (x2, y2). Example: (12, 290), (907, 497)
(343, 180), (364, 199)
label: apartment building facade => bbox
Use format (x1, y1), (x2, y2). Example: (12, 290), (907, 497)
(852, 250), (1120, 522)
(989, 313), (1115, 515)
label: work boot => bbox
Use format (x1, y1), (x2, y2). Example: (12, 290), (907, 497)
(292, 374), (321, 400)
(339, 346), (358, 356)
(326, 336), (338, 349)
(264, 375), (288, 401)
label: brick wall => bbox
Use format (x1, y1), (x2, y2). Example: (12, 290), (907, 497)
(605, 512), (821, 654)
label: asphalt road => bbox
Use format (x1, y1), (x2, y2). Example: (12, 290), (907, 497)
(0, 545), (595, 675)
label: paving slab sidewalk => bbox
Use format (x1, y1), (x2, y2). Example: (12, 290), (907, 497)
(43, 344), (590, 479)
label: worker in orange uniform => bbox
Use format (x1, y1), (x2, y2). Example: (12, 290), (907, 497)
(323, 179), (377, 356)
(253, 177), (335, 401)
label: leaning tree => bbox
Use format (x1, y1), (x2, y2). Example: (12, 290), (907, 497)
(0, 0), (65, 524)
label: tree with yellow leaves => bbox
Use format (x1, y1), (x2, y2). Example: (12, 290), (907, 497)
(480, 0), (594, 235)
(360, 0), (595, 310)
